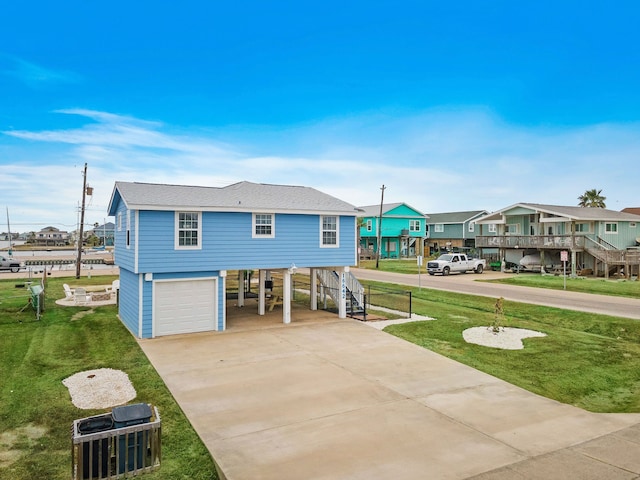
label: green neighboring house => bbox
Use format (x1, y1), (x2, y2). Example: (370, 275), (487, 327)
(358, 203), (427, 258)
(425, 210), (488, 254)
(475, 203), (640, 278)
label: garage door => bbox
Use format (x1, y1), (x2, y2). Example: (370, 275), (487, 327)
(154, 278), (217, 336)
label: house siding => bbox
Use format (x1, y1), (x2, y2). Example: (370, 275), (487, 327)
(136, 211), (356, 272)
(113, 201), (136, 273)
(118, 268), (140, 337)
(598, 221), (638, 249)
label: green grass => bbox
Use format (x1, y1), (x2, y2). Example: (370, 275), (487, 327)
(376, 282), (640, 413)
(358, 258), (433, 274)
(0, 276), (217, 480)
(482, 273), (640, 298)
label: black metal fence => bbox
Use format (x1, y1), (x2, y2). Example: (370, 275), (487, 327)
(291, 277), (412, 320)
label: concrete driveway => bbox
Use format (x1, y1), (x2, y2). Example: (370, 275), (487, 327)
(138, 309), (640, 479)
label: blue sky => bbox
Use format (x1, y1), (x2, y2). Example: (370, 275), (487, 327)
(2, 1), (639, 233)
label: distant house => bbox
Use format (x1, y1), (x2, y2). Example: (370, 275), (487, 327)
(475, 203), (640, 278)
(107, 181), (362, 338)
(35, 226), (69, 246)
(425, 210), (488, 254)
(85, 222), (115, 246)
(622, 207), (640, 216)
(358, 203), (428, 258)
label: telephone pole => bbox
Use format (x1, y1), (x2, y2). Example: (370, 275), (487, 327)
(375, 184), (386, 269)
(75, 163), (88, 279)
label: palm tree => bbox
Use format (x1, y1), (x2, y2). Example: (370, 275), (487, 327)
(578, 189), (606, 208)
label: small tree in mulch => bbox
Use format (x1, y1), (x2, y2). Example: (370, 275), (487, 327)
(490, 297), (506, 333)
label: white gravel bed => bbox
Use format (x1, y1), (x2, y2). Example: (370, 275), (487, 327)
(463, 327), (547, 350)
(63, 368), (136, 409)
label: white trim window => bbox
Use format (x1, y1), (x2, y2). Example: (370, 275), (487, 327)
(366, 219), (372, 232)
(176, 212), (202, 249)
(253, 213), (275, 238)
(320, 215), (339, 248)
(605, 222), (618, 234)
(409, 220), (421, 232)
(488, 223), (497, 233)
(117, 212), (123, 231)
(630, 222), (637, 228)
(434, 223), (444, 233)
(468, 222), (475, 233)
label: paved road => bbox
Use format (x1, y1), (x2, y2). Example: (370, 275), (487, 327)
(352, 268), (640, 320)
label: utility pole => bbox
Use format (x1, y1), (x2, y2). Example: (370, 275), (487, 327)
(375, 184), (386, 269)
(75, 163), (88, 279)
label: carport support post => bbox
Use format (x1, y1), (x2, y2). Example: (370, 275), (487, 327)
(283, 269), (292, 324)
(237, 271), (245, 307)
(338, 267), (347, 319)
(258, 269), (266, 315)
(310, 268), (318, 311)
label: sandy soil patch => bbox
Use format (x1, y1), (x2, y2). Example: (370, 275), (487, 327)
(63, 368), (136, 409)
(463, 327), (547, 350)
(0, 423), (47, 467)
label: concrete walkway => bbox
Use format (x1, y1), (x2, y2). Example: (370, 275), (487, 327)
(138, 312), (640, 479)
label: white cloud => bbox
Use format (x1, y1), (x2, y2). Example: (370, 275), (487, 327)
(2, 108), (640, 233)
(1, 56), (81, 88)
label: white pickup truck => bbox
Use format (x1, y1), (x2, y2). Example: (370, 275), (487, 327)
(427, 254), (486, 275)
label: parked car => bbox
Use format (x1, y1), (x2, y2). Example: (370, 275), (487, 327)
(427, 254), (486, 275)
(0, 255), (25, 273)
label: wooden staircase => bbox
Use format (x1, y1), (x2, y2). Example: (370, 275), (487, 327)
(584, 237), (640, 278)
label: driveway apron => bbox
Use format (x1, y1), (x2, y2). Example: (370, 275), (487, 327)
(139, 319), (640, 480)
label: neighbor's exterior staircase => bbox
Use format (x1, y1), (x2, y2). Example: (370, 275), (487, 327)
(315, 269), (365, 317)
(584, 236), (640, 277)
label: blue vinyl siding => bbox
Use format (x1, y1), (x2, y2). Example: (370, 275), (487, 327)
(136, 211), (356, 273)
(141, 276), (153, 338)
(429, 223), (464, 240)
(118, 268), (140, 336)
(112, 201), (136, 272)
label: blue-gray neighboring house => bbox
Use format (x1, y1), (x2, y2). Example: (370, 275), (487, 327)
(107, 181), (361, 338)
(425, 210), (488, 253)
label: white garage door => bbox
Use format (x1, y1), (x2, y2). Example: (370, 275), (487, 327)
(154, 278), (217, 336)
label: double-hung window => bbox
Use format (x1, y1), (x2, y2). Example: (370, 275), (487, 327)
(176, 212), (201, 249)
(434, 224), (444, 233)
(253, 213), (275, 238)
(321, 216), (339, 247)
(605, 222), (618, 234)
(409, 220), (420, 232)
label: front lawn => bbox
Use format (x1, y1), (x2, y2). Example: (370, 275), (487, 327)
(0, 275), (217, 480)
(358, 258), (432, 275)
(482, 273), (640, 298)
(375, 283), (640, 413)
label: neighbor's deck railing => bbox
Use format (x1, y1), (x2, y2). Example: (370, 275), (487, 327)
(475, 235), (585, 249)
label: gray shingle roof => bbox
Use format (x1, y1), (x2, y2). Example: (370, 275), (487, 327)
(109, 181), (359, 215)
(426, 210), (488, 224)
(477, 203), (640, 222)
